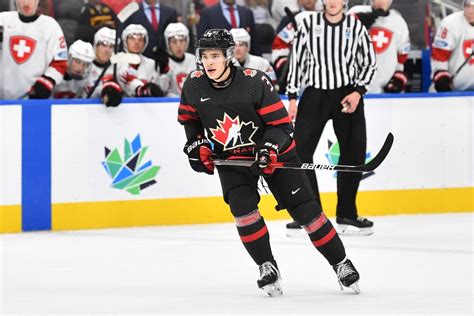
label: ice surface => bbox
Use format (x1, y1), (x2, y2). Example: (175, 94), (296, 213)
(1, 213), (473, 315)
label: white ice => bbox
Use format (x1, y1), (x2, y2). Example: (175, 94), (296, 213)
(1, 213), (473, 315)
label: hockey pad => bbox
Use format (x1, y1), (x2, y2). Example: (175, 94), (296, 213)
(101, 81), (123, 107)
(184, 136), (214, 175)
(29, 76), (55, 99)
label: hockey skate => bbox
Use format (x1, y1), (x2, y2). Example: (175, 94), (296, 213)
(336, 216), (374, 236)
(285, 221), (305, 237)
(333, 258), (360, 294)
(257, 261), (283, 297)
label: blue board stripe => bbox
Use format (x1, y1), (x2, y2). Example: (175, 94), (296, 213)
(22, 100), (51, 231)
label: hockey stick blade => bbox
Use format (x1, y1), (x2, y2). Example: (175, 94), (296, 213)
(212, 133), (394, 173)
(110, 52), (141, 65)
(117, 2), (139, 23)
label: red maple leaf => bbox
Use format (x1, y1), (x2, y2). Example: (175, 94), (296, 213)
(210, 113), (241, 148)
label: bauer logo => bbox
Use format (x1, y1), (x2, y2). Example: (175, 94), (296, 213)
(325, 140), (374, 180)
(102, 134), (160, 195)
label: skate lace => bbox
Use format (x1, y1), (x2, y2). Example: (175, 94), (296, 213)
(336, 262), (353, 280)
(259, 262), (277, 279)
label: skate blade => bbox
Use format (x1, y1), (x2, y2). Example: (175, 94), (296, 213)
(262, 281), (283, 297)
(286, 228), (305, 238)
(349, 282), (360, 294)
(336, 224), (374, 236)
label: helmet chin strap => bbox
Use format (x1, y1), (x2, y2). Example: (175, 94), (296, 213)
(214, 60), (231, 81)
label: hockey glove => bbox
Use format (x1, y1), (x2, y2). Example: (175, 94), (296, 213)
(136, 82), (165, 97)
(384, 71), (407, 93)
(101, 80), (123, 107)
(183, 136), (214, 175)
(356, 8), (388, 29)
(29, 76), (55, 99)
(154, 47), (170, 74)
(433, 70), (453, 92)
(251, 142), (278, 177)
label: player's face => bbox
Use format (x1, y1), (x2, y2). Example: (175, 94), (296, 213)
(324, 0), (345, 15)
(69, 58), (90, 78)
(95, 42), (114, 63)
(169, 37), (187, 59)
(126, 34), (146, 54)
(299, 0), (316, 11)
(16, 0), (39, 17)
(372, 0), (391, 11)
(201, 49), (227, 80)
(465, 3), (474, 24)
(233, 42), (249, 62)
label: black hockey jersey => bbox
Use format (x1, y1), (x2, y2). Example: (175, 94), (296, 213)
(178, 67), (294, 159)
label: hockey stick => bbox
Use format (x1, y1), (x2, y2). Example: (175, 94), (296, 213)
(211, 133), (394, 172)
(86, 53), (140, 98)
(113, 2), (139, 80)
(453, 47), (474, 79)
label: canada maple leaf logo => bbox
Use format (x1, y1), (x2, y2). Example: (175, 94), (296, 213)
(243, 68), (257, 77)
(210, 113), (258, 150)
(190, 70), (204, 78)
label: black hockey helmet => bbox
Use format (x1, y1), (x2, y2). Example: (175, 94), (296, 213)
(196, 29), (235, 64)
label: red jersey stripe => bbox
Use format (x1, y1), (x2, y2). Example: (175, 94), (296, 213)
(179, 104), (197, 112)
(266, 116), (292, 126)
(257, 101), (285, 116)
(431, 48), (452, 62)
(178, 114), (198, 122)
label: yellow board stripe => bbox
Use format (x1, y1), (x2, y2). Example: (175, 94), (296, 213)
(52, 187), (474, 231)
(0, 205), (22, 233)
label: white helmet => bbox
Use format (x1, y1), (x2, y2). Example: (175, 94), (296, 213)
(230, 28), (251, 48)
(69, 40), (95, 63)
(465, 0), (474, 6)
(94, 27), (116, 48)
(121, 24), (149, 53)
(164, 23), (190, 51)
(68, 40), (95, 79)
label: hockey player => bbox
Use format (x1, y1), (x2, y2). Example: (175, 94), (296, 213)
(230, 28), (277, 84)
(348, 0), (411, 93)
(431, 0), (474, 92)
(0, 0), (68, 99)
(119, 24), (165, 98)
(160, 23), (197, 97)
(178, 29), (361, 296)
(82, 26), (120, 106)
(53, 40), (95, 99)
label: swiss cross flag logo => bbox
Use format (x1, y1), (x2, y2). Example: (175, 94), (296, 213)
(10, 36), (37, 64)
(462, 40), (474, 65)
(369, 27), (393, 54)
(176, 73), (187, 91)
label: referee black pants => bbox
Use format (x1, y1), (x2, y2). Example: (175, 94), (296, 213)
(294, 86), (367, 219)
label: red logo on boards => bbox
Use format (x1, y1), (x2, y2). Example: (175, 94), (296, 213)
(10, 36), (37, 64)
(369, 27), (393, 54)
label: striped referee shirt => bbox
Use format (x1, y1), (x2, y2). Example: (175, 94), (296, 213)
(287, 12), (377, 97)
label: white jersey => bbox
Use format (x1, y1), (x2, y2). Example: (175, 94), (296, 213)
(0, 12), (68, 99)
(82, 62), (115, 98)
(53, 76), (88, 99)
(431, 11), (474, 91)
(348, 6), (410, 93)
(118, 55), (158, 97)
(161, 52), (196, 97)
(234, 54), (277, 83)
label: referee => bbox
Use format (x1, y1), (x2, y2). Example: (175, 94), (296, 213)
(286, 0), (377, 235)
